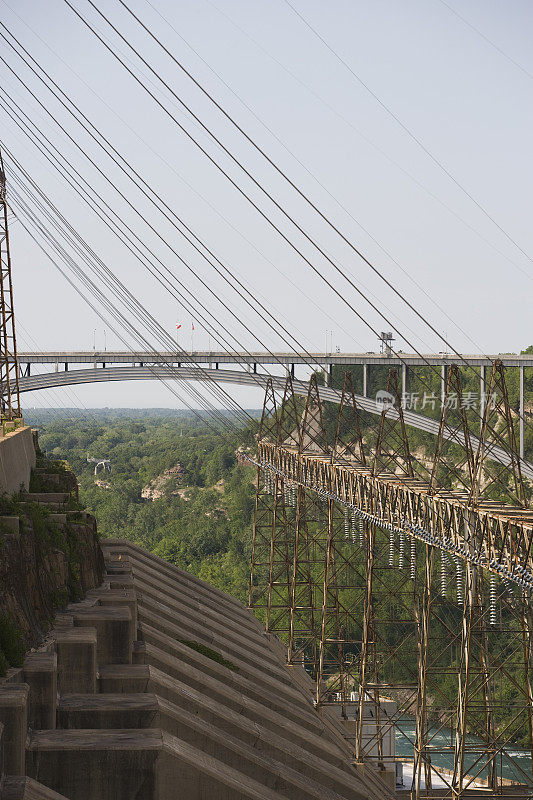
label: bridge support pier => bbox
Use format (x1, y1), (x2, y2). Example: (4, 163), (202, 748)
(480, 365), (485, 429)
(520, 365), (525, 460)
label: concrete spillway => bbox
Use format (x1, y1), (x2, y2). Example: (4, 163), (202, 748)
(1, 536), (393, 799)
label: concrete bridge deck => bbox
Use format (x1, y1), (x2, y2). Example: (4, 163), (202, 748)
(15, 350), (533, 368)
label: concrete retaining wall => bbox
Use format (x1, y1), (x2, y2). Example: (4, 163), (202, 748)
(0, 426), (35, 495)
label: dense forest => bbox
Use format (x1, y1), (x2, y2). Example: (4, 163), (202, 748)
(26, 409), (257, 604)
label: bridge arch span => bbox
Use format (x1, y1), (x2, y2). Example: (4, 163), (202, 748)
(19, 365), (533, 479)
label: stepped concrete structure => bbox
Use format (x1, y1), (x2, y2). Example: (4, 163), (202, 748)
(1, 533), (394, 799)
(0, 427), (35, 495)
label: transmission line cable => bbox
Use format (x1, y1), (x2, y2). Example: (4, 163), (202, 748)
(9, 0), (527, 363)
(1, 92), (338, 420)
(5, 137), (336, 438)
(201, 0), (532, 285)
(0, 76), (314, 424)
(5, 0), (532, 446)
(0, 92), (285, 368)
(43, 2), (527, 458)
(0, 0), (344, 355)
(435, 0), (533, 81)
(41, 5), (454, 370)
(6, 148), (446, 490)
(7, 171), (244, 431)
(10, 162), (523, 503)
(5, 115), (424, 482)
(0, 33), (376, 409)
(0, 28), (342, 370)
(8, 171), (249, 429)
(135, 0), (510, 358)
(1, 17), (526, 484)
(105, 0), (533, 369)
(1, 34), (470, 488)
(0, 88), (343, 442)
(12, 203), (234, 433)
(76, 0), (531, 449)
(0, 72), (516, 482)
(54, 3), (484, 376)
(282, 0), (533, 266)
(141, 0), (533, 354)
(0, 14), (468, 381)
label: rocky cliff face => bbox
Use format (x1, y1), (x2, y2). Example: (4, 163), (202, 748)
(140, 463), (184, 501)
(0, 456), (105, 674)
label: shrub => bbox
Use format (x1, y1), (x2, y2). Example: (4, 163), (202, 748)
(179, 639), (238, 672)
(0, 614), (25, 668)
(0, 647), (8, 677)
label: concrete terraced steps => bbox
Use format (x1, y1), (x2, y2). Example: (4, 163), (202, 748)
(1, 777), (69, 800)
(0, 539), (394, 800)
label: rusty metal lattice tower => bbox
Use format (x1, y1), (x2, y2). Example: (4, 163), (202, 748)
(249, 366), (533, 800)
(0, 147), (21, 423)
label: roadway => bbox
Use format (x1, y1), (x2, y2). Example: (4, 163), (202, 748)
(14, 350), (533, 367)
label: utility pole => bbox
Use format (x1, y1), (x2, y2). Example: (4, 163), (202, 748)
(0, 147), (21, 423)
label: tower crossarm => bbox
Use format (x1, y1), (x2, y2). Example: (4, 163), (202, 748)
(257, 441), (533, 591)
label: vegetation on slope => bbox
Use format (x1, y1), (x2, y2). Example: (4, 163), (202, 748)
(28, 410), (256, 604)
(0, 451), (104, 675)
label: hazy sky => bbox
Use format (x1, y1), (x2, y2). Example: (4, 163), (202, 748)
(1, 0), (532, 408)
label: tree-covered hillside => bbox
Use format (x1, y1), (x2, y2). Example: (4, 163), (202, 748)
(26, 410), (256, 603)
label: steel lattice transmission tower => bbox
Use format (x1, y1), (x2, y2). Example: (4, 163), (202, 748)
(250, 366), (533, 799)
(0, 147), (21, 422)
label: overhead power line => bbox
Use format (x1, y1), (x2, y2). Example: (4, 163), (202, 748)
(58, 0), (531, 446)
(5, 153), (250, 430)
(80, 0), (528, 391)
(0, 24), (340, 367)
(435, 0), (533, 81)
(282, 0), (533, 267)
(1, 15), (431, 427)
(0, 6), (526, 475)
(202, 0), (532, 286)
